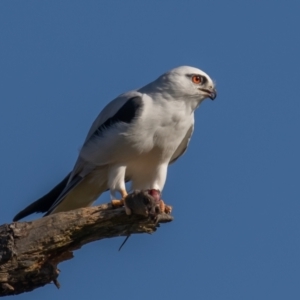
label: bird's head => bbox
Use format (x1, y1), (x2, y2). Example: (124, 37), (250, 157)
(164, 66), (217, 100)
(144, 66), (217, 111)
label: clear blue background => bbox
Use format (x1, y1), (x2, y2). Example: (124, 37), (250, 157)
(0, 1), (299, 299)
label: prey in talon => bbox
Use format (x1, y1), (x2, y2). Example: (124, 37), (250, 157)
(113, 189), (172, 217)
(123, 190), (161, 218)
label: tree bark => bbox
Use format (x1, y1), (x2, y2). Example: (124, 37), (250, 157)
(0, 195), (173, 297)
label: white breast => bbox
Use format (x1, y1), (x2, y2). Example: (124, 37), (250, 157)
(123, 93), (194, 190)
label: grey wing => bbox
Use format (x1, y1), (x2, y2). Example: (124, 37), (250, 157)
(75, 91), (144, 169)
(169, 123), (194, 164)
(84, 91), (142, 143)
(46, 91), (143, 213)
(69, 90), (143, 177)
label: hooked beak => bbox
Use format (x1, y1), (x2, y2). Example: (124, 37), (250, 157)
(199, 87), (217, 100)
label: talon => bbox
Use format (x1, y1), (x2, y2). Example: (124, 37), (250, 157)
(111, 199), (124, 207)
(159, 199), (172, 214)
(164, 204), (172, 214)
(111, 189), (128, 208)
(124, 206), (132, 215)
(159, 199), (165, 213)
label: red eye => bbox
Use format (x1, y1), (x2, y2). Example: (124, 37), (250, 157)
(192, 75), (202, 84)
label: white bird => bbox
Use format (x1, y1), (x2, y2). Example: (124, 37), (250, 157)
(13, 66), (217, 221)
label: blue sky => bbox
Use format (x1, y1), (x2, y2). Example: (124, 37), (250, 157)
(0, 1), (299, 299)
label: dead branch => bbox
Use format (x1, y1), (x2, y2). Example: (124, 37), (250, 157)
(0, 193), (173, 297)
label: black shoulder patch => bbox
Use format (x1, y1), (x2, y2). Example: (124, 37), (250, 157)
(93, 96), (143, 137)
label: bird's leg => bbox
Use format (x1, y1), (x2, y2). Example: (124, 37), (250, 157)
(111, 189), (128, 208)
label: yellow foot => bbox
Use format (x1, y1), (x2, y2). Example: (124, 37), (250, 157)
(111, 190), (128, 208)
(111, 199), (124, 207)
(159, 199), (172, 214)
(111, 198), (132, 215)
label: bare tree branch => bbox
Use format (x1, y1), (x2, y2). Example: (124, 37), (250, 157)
(0, 193), (173, 297)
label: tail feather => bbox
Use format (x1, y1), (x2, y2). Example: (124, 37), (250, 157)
(13, 173), (71, 222)
(46, 170), (108, 215)
(44, 174), (84, 216)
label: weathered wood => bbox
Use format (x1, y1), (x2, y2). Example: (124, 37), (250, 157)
(0, 197), (173, 297)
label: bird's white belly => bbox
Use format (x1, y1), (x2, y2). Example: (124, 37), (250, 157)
(128, 98), (192, 156)
(124, 106), (193, 190)
(125, 148), (169, 190)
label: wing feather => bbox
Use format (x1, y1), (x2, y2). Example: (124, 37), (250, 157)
(84, 91), (142, 142)
(169, 123), (194, 164)
(47, 92), (144, 213)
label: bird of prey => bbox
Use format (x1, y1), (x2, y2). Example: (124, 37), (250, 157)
(13, 66), (217, 221)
